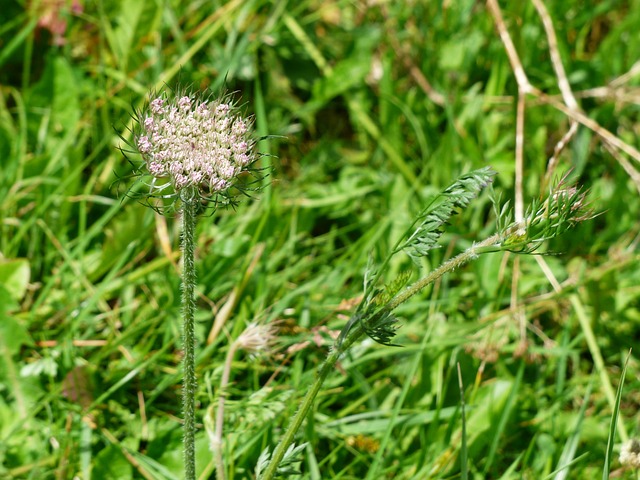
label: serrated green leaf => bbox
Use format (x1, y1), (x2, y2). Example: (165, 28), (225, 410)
(400, 167), (496, 260)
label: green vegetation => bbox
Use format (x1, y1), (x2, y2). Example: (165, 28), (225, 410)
(1, 1), (639, 479)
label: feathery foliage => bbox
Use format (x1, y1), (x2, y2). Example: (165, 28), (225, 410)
(399, 167), (497, 262)
(255, 443), (307, 479)
(340, 167), (496, 346)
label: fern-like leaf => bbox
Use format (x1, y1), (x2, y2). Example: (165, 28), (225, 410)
(363, 309), (401, 347)
(256, 443), (308, 479)
(338, 169), (495, 348)
(399, 167), (496, 262)
(373, 271), (412, 306)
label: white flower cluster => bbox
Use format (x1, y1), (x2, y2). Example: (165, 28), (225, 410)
(620, 439), (640, 468)
(236, 322), (278, 355)
(136, 93), (255, 193)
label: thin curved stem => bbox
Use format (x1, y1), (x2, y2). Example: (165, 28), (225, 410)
(260, 190), (590, 479)
(260, 232), (507, 480)
(214, 341), (239, 480)
(259, 347), (342, 480)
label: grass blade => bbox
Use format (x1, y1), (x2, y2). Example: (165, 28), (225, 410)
(602, 350), (631, 480)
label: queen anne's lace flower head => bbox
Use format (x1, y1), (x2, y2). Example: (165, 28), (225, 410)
(133, 89), (257, 205)
(236, 322), (278, 356)
(620, 439), (640, 468)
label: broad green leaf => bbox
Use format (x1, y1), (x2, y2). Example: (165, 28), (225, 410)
(0, 258), (29, 301)
(93, 445), (133, 480)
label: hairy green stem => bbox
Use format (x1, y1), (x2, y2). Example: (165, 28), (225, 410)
(260, 347), (342, 480)
(383, 231), (504, 313)
(260, 231), (511, 480)
(260, 182), (587, 478)
(181, 192), (198, 480)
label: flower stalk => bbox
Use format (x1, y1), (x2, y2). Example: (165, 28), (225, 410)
(259, 234), (496, 480)
(212, 323), (277, 480)
(260, 177), (591, 480)
(125, 86), (263, 480)
(181, 189), (198, 480)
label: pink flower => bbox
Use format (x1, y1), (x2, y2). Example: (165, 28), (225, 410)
(137, 136), (152, 153)
(178, 96), (192, 110)
(150, 98), (165, 114)
(135, 90), (257, 196)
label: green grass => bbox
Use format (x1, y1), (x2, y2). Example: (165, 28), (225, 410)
(1, 0), (640, 478)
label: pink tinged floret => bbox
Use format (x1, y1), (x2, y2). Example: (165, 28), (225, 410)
(219, 163), (237, 179)
(175, 174), (190, 189)
(201, 162), (214, 175)
(137, 136), (152, 153)
(235, 153), (251, 166)
(233, 141), (248, 154)
(216, 132), (229, 146)
(148, 161), (165, 175)
(143, 116), (155, 131)
(196, 103), (209, 116)
(159, 119), (170, 131)
(183, 158), (195, 172)
(190, 170), (203, 183)
(169, 161), (183, 176)
(216, 150), (230, 164)
(216, 103), (230, 115)
(154, 151), (168, 162)
(210, 177), (228, 192)
(150, 97), (165, 114)
(164, 108), (175, 123)
(216, 117), (231, 132)
(178, 96), (192, 110)
(232, 119), (247, 135)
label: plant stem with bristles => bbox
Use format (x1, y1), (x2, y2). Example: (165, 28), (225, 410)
(181, 189), (198, 480)
(260, 207), (586, 479)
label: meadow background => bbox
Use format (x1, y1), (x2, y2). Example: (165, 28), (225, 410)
(1, 0), (640, 478)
